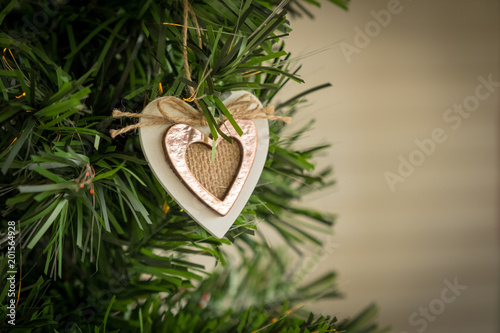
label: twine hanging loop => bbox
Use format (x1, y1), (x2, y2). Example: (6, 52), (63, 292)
(110, 0), (290, 139)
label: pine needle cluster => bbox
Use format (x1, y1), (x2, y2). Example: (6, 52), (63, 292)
(0, 0), (387, 332)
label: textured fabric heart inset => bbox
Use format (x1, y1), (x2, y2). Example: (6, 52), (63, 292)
(185, 140), (242, 200)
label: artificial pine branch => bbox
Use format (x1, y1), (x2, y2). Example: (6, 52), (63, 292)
(1, 0), (385, 332)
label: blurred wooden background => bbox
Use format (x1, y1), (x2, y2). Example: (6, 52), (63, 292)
(277, 0), (499, 332)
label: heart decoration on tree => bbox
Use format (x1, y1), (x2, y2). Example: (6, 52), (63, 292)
(136, 91), (271, 238)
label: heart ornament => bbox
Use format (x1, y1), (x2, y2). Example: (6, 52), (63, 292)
(139, 91), (269, 238)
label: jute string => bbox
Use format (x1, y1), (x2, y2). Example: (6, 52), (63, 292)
(186, 140), (241, 200)
(109, 94), (291, 138)
(182, 0), (200, 105)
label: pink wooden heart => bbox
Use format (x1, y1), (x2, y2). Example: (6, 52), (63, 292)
(163, 120), (257, 216)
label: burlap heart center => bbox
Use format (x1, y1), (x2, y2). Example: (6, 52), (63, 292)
(185, 140), (242, 200)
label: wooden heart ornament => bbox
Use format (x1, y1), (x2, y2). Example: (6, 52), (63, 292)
(163, 119), (257, 216)
(139, 91), (269, 238)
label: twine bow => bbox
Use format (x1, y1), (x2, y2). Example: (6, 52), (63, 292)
(109, 94), (291, 138)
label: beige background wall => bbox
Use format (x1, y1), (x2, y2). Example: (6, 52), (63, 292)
(278, 0), (499, 332)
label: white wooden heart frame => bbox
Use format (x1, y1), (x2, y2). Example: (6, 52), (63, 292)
(139, 91), (269, 238)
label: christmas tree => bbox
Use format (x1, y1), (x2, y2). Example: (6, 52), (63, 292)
(0, 0), (388, 332)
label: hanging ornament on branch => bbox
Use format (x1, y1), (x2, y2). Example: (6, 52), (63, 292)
(110, 0), (291, 237)
(111, 92), (290, 238)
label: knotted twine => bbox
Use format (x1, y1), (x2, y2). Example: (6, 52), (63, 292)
(109, 94), (291, 138)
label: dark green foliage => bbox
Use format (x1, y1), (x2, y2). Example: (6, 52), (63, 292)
(287, 0), (349, 18)
(0, 0), (386, 332)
